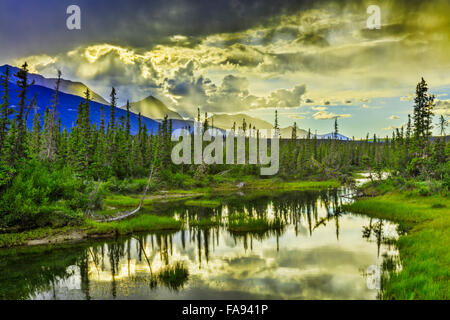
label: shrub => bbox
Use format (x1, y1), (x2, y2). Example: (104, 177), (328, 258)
(0, 160), (86, 229)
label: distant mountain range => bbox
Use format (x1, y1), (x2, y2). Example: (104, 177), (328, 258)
(279, 125), (308, 139)
(315, 133), (352, 140)
(125, 95), (183, 120)
(209, 114), (310, 139)
(0, 65), (191, 135)
(209, 113), (273, 130)
(0, 64), (351, 140)
(5, 81), (161, 135)
(0, 65), (108, 105)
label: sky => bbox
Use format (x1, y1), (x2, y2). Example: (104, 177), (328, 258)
(1, 0), (449, 137)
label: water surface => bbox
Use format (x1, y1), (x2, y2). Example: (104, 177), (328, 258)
(0, 189), (399, 300)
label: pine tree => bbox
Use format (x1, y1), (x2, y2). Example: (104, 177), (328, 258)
(334, 117), (338, 139)
(42, 70), (61, 162)
(406, 114), (412, 140)
(100, 104), (105, 135)
(0, 66), (11, 156)
(274, 110), (279, 131)
(112, 116), (128, 178)
(56, 127), (69, 166)
(109, 87), (117, 130)
(92, 103), (107, 179)
(434, 115), (448, 165)
(292, 122), (297, 140)
(6, 119), (17, 168)
(125, 100), (131, 137)
(73, 89), (92, 174)
(438, 115), (447, 137)
(107, 87), (118, 168)
(203, 112), (209, 132)
(413, 78), (435, 156)
(11, 62), (34, 165)
(30, 109), (41, 157)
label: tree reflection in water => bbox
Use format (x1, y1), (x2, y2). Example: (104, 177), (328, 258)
(0, 188), (399, 300)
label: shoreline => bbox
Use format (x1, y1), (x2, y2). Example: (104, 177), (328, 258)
(343, 188), (449, 300)
(0, 179), (341, 249)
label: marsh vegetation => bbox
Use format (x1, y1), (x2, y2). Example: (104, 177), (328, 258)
(0, 188), (400, 300)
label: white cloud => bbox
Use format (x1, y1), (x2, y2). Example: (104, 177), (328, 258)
(286, 112), (307, 120)
(383, 125), (401, 131)
(400, 95), (413, 102)
(434, 99), (450, 116)
(313, 111), (351, 120)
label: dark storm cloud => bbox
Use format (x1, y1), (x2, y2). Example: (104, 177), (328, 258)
(2, 0), (443, 61)
(0, 0), (333, 61)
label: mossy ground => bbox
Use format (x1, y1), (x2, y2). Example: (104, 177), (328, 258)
(102, 194), (153, 208)
(184, 199), (221, 208)
(86, 214), (183, 235)
(343, 188), (449, 300)
(0, 214), (183, 248)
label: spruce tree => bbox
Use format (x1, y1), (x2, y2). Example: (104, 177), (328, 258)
(413, 78), (435, 156)
(125, 100), (131, 137)
(11, 62), (34, 165)
(274, 110), (279, 131)
(334, 117), (338, 139)
(109, 87), (117, 130)
(30, 108), (42, 157)
(203, 112), (209, 132)
(0, 66), (11, 156)
(56, 127), (69, 166)
(107, 87), (117, 168)
(42, 70), (61, 162)
(292, 122), (297, 140)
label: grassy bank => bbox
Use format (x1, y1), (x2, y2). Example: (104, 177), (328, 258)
(0, 214), (183, 248)
(166, 177), (340, 194)
(185, 199), (221, 208)
(0, 178), (340, 248)
(343, 184), (449, 300)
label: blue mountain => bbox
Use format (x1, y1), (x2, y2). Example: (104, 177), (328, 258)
(0, 65), (108, 105)
(0, 66), (194, 135)
(3, 81), (161, 135)
(315, 133), (352, 141)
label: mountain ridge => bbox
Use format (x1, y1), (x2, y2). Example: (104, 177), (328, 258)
(124, 95), (183, 120)
(0, 64), (108, 105)
(209, 113), (273, 131)
(0, 65), (351, 140)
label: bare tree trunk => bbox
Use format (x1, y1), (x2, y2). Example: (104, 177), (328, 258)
(98, 164), (155, 222)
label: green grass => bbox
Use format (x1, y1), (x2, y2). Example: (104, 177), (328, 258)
(87, 214), (183, 235)
(166, 187), (209, 194)
(184, 199), (221, 208)
(0, 226), (80, 248)
(343, 191), (449, 300)
(102, 195), (152, 208)
(157, 262), (189, 291)
(0, 178), (340, 248)
(272, 180), (340, 190)
(212, 177), (340, 191)
(166, 178), (340, 193)
(0, 214), (183, 248)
